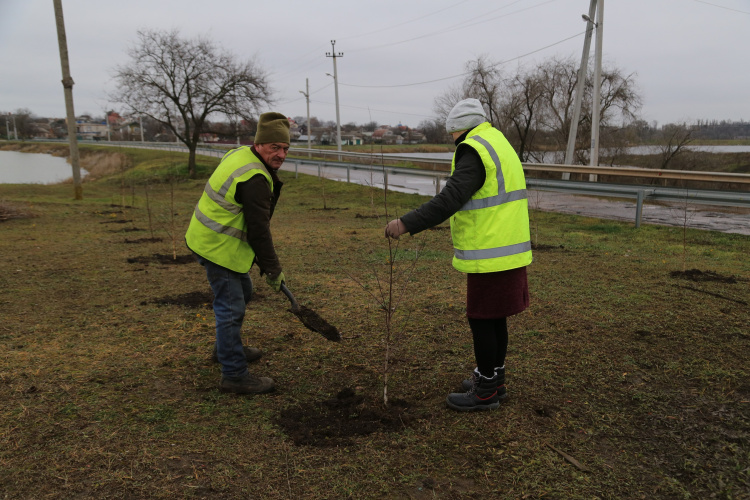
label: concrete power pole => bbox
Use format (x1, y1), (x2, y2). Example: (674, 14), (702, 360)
(589, 0), (604, 182)
(299, 78), (311, 157)
(563, 0), (597, 180)
(53, 0), (82, 200)
(326, 40), (343, 155)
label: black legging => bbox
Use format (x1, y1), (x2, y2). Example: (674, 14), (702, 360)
(469, 317), (508, 378)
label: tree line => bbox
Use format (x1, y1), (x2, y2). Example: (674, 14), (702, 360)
(3, 29), (748, 177)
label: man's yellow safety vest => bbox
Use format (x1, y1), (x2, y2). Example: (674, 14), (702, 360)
(185, 147), (272, 273)
(450, 122), (532, 273)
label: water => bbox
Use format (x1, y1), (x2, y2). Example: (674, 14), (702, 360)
(0, 150), (85, 184)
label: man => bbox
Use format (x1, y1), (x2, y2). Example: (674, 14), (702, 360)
(185, 112), (291, 395)
(385, 98), (532, 412)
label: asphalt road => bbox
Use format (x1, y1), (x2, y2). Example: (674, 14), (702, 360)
(291, 162), (750, 236)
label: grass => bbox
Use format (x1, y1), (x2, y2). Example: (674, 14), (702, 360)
(0, 145), (749, 499)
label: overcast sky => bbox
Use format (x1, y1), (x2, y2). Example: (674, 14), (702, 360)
(1, 0), (748, 129)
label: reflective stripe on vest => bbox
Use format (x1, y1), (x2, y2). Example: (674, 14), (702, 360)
(459, 134), (528, 211)
(202, 163), (260, 215)
(454, 240), (532, 261)
(193, 204), (246, 241)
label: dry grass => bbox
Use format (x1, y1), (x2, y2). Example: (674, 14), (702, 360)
(0, 146), (748, 499)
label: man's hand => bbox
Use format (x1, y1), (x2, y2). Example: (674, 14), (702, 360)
(385, 219), (407, 239)
(265, 271), (286, 292)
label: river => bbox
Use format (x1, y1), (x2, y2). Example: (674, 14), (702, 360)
(0, 150), (86, 184)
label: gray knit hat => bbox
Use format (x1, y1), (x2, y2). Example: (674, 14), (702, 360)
(445, 98), (487, 133)
(255, 112), (290, 144)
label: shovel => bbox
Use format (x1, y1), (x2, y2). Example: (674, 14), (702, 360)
(280, 283), (341, 342)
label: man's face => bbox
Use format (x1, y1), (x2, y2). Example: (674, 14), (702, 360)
(255, 142), (289, 170)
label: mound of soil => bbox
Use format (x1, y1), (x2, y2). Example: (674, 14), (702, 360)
(532, 243), (565, 250)
(142, 291), (213, 309)
(670, 269), (739, 283)
(127, 253), (195, 265)
(277, 388), (412, 447)
(124, 237), (164, 244)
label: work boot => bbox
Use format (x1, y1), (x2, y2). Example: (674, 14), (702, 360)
(461, 366), (507, 400)
(212, 344), (263, 363)
(446, 373), (500, 412)
(220, 373), (275, 395)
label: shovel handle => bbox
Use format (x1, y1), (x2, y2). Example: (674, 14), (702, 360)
(280, 282), (300, 311)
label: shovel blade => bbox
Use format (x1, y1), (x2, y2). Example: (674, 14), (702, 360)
(289, 305), (341, 342)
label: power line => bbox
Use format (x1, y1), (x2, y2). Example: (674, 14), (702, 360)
(339, 0), (471, 41)
(338, 30), (587, 89)
(346, 0), (560, 54)
(691, 0), (750, 14)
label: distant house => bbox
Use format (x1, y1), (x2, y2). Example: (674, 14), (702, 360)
(342, 134), (363, 146)
(76, 118), (107, 139)
(294, 134), (317, 145)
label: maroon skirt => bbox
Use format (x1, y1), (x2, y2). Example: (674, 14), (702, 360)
(466, 266), (529, 319)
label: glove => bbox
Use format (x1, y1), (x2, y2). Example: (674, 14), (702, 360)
(385, 219), (407, 239)
(265, 271), (286, 292)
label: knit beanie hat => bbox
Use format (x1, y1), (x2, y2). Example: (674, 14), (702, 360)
(255, 112), (290, 144)
(445, 98), (487, 133)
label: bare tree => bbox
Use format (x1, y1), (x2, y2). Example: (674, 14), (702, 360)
(656, 123), (694, 170)
(503, 67), (546, 162)
(111, 29), (272, 177)
(435, 56), (642, 165)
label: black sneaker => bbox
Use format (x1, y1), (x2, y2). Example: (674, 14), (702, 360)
(461, 366), (507, 400)
(212, 344), (263, 363)
(446, 373), (500, 412)
(220, 373), (275, 395)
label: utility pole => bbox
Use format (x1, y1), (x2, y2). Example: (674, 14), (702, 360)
(563, 0), (597, 180)
(326, 40), (343, 155)
(140, 115), (144, 142)
(5, 114), (9, 140)
(299, 78), (311, 157)
(53, 0), (82, 200)
(589, 0), (604, 182)
(11, 113), (18, 140)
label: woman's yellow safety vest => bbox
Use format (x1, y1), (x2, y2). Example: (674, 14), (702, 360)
(450, 122), (532, 273)
(185, 146), (272, 273)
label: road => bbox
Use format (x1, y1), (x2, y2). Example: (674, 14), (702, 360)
(290, 162), (750, 236)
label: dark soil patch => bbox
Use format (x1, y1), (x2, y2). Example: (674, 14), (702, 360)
(670, 269), (739, 283)
(427, 226), (449, 231)
(124, 237), (164, 244)
(100, 219), (133, 224)
(532, 243), (565, 250)
(141, 290), (213, 309)
(277, 388), (412, 447)
(354, 213), (383, 219)
(672, 284), (748, 306)
(127, 253), (195, 265)
(311, 207), (349, 211)
(0, 202), (37, 222)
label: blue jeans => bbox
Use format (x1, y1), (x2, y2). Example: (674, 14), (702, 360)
(195, 254), (253, 379)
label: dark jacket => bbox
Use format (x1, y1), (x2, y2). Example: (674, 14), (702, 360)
(400, 130), (486, 234)
(234, 147), (284, 277)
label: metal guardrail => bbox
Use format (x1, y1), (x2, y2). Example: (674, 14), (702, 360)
(28, 140), (750, 227)
(287, 156), (750, 228)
